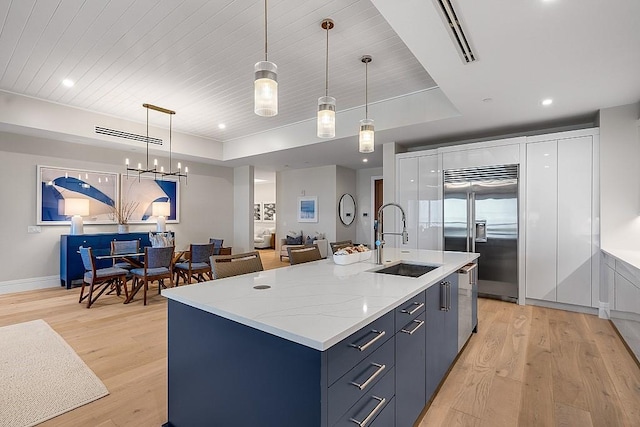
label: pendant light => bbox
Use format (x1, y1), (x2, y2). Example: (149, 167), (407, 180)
(254, 0), (277, 117)
(359, 55), (374, 153)
(317, 19), (335, 138)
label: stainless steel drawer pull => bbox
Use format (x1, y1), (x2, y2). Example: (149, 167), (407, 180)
(350, 330), (386, 352)
(440, 282), (447, 311)
(349, 396), (386, 427)
(401, 302), (424, 315)
(350, 363), (386, 390)
(401, 319), (425, 335)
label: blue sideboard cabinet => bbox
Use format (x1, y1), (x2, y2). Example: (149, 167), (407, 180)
(60, 232), (152, 289)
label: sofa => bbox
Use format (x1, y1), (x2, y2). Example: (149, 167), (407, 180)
(279, 231), (328, 261)
(254, 227), (276, 249)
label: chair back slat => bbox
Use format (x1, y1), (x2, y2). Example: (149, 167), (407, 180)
(111, 240), (139, 255)
(210, 251), (263, 279)
(79, 247), (95, 272)
(288, 245), (322, 265)
(146, 246), (174, 269)
(191, 243), (216, 263)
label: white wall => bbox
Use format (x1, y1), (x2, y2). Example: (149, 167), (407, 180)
(0, 131), (234, 293)
(233, 166), (254, 253)
(276, 165), (337, 243)
(599, 102), (640, 251)
(356, 167), (383, 247)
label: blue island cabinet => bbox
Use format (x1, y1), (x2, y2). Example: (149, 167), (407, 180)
(165, 300), (396, 427)
(60, 232), (152, 288)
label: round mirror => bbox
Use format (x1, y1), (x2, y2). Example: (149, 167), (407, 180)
(338, 193), (356, 226)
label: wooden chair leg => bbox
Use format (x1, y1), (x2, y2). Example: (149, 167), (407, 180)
(79, 281), (87, 304)
(143, 279), (148, 306)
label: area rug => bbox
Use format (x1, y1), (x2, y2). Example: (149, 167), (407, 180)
(0, 319), (108, 427)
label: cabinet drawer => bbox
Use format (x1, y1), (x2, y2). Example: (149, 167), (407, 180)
(333, 366), (395, 427)
(327, 311), (394, 386)
(328, 336), (395, 426)
(395, 291), (426, 331)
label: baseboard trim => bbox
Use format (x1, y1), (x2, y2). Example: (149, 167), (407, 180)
(525, 298), (598, 315)
(0, 276), (60, 295)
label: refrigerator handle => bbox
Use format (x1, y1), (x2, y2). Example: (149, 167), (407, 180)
(466, 192), (471, 252)
(470, 192), (476, 253)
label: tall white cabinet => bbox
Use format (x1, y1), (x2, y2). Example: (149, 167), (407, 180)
(396, 154), (442, 250)
(525, 134), (597, 307)
(396, 128), (599, 309)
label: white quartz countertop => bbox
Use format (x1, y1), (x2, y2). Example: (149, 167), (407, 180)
(602, 247), (640, 270)
(162, 248), (479, 351)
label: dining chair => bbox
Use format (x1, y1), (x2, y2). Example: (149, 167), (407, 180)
(330, 240), (353, 254)
(126, 246), (175, 305)
(209, 238), (224, 255)
(110, 239), (140, 270)
(79, 247), (129, 308)
(174, 243), (216, 285)
(210, 251), (264, 279)
(287, 245), (322, 265)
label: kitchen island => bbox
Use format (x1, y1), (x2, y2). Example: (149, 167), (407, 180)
(162, 248), (479, 427)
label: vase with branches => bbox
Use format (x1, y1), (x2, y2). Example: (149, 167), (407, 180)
(110, 201), (139, 232)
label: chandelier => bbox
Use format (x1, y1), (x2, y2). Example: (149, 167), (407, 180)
(125, 103), (188, 183)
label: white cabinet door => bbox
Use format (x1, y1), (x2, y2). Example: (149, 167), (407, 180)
(557, 136), (593, 306)
(525, 140), (558, 301)
(418, 155), (442, 250)
(396, 157), (418, 249)
(615, 271), (640, 314)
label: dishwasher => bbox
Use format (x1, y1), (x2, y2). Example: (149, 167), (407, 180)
(458, 262), (478, 351)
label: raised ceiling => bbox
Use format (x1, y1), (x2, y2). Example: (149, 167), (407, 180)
(1, 0), (639, 172)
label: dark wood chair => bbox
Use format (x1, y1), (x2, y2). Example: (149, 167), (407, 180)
(126, 246), (175, 305)
(210, 251), (264, 279)
(175, 243), (216, 285)
(287, 245), (322, 265)
(330, 240), (353, 254)
(79, 247), (129, 308)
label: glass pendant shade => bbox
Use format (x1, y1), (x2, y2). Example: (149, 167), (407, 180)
(317, 96), (336, 138)
(254, 61), (278, 117)
(359, 118), (375, 153)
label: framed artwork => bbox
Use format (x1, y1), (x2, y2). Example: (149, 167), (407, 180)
(37, 165), (119, 225)
(297, 196), (318, 223)
(254, 203), (261, 221)
(120, 175), (180, 223)
(263, 202), (276, 221)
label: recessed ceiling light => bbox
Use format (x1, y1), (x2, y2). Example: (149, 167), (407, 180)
(541, 98), (553, 106)
(218, 123), (226, 129)
(362, 158), (368, 163)
(62, 79), (74, 87)
(254, 178), (267, 183)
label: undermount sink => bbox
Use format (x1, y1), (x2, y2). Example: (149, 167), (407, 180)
(372, 262), (440, 278)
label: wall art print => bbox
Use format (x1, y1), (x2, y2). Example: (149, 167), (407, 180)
(254, 203), (261, 221)
(120, 175), (179, 223)
(297, 196), (318, 223)
(262, 202), (276, 221)
(37, 165), (119, 225)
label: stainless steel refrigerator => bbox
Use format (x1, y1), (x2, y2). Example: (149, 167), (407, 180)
(443, 164), (519, 302)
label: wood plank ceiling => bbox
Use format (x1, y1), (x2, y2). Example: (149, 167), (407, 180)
(0, 0), (436, 142)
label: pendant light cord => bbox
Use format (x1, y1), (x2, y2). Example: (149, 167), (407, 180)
(325, 24), (329, 97)
(264, 0), (268, 61)
(365, 60), (368, 119)
(145, 106), (149, 169)
(169, 113), (173, 171)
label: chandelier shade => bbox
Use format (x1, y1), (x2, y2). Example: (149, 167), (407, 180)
(358, 55), (375, 153)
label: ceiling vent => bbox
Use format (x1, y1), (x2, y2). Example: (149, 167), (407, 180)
(434, 0), (477, 63)
(94, 126), (162, 145)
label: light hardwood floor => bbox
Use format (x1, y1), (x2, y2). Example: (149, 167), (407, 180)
(1, 264), (639, 426)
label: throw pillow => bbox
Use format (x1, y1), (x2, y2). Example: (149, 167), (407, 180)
(286, 235), (303, 245)
(305, 236), (314, 245)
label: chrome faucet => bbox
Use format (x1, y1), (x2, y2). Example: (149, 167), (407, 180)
(375, 202), (409, 264)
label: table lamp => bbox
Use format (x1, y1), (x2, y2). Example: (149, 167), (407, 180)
(152, 201), (171, 233)
(63, 198), (90, 235)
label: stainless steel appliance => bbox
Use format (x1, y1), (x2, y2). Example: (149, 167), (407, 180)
(444, 165), (519, 302)
(457, 262), (478, 351)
